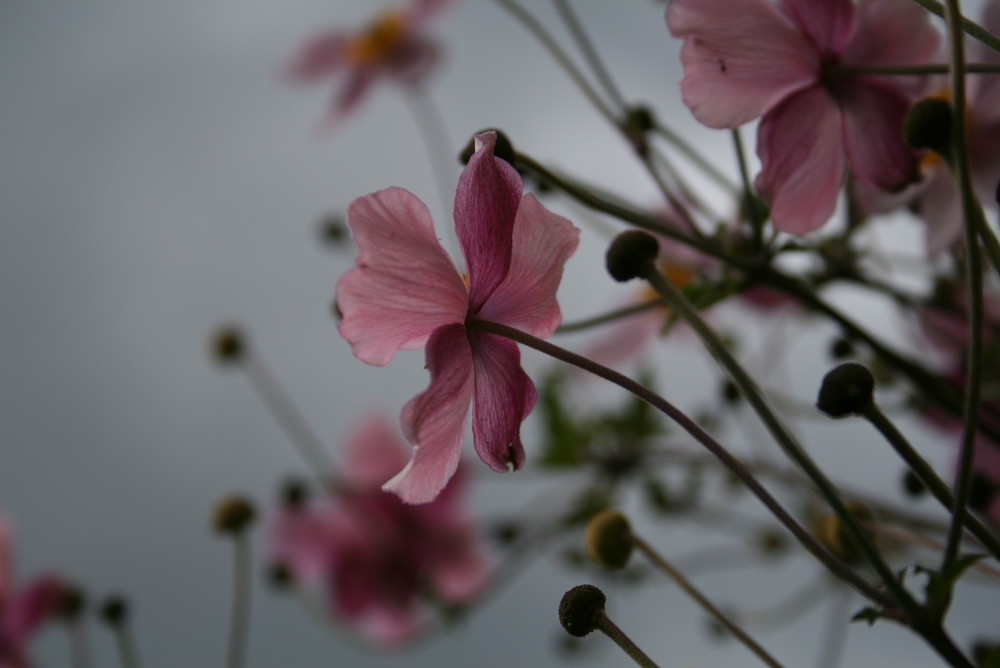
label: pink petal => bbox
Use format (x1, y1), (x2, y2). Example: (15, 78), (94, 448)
(585, 307), (666, 370)
(287, 31), (350, 81)
(344, 414), (411, 489)
(430, 536), (485, 603)
(407, 0), (456, 27)
(779, 0), (854, 58)
(840, 80), (917, 192)
(666, 0), (818, 128)
(475, 194), (579, 337)
(7, 575), (62, 640)
(468, 332), (535, 473)
(327, 70), (377, 124)
(455, 132), (524, 313)
(842, 0), (941, 68)
(755, 85), (845, 234)
(337, 187), (467, 366)
(919, 168), (963, 256)
(386, 324), (475, 504)
(268, 507), (339, 582)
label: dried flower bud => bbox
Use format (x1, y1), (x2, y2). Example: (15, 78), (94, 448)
(212, 495), (257, 535)
(558, 584), (607, 638)
(816, 362), (875, 418)
(606, 231), (659, 282)
(585, 509), (633, 570)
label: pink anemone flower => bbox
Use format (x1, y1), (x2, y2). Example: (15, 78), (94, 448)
(336, 132), (580, 503)
(667, 0), (939, 235)
(0, 519), (62, 668)
(288, 0), (454, 123)
(268, 415), (485, 644)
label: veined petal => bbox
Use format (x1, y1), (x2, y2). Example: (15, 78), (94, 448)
(756, 85), (845, 234)
(455, 132), (523, 312)
(476, 194), (580, 338)
(842, 0), (940, 68)
(779, 0), (854, 58)
(337, 187), (467, 366)
(840, 80), (917, 192)
(386, 325), (474, 504)
(469, 332), (535, 474)
(667, 0), (818, 128)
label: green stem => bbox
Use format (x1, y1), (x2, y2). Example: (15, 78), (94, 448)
(467, 318), (892, 606)
(112, 625), (141, 668)
(631, 533), (786, 668)
(652, 124), (738, 192)
(556, 297), (664, 333)
(226, 532), (252, 668)
(907, 0), (1000, 56)
(862, 403), (1000, 560)
(595, 611), (662, 668)
(941, 0), (986, 578)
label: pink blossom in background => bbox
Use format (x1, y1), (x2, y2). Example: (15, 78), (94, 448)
(288, 0), (455, 124)
(336, 132), (580, 503)
(269, 415), (485, 645)
(0, 519), (62, 668)
(667, 0), (939, 235)
(917, 1), (1000, 255)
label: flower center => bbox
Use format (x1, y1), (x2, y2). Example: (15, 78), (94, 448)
(347, 10), (407, 65)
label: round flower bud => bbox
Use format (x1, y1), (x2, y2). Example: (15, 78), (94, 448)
(585, 509), (633, 570)
(459, 128), (516, 168)
(210, 326), (245, 365)
(903, 97), (952, 156)
(99, 595), (129, 627)
(211, 494), (257, 535)
(267, 562), (294, 590)
(816, 362), (875, 418)
(606, 231), (659, 282)
(280, 477), (309, 510)
(558, 584), (607, 638)
(56, 583), (86, 622)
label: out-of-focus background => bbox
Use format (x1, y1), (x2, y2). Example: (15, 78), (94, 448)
(1, 1), (994, 666)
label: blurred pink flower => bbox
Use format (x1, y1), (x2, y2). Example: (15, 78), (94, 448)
(0, 519), (62, 668)
(917, 2), (1000, 255)
(288, 0), (455, 124)
(336, 132), (580, 503)
(269, 415), (485, 644)
(667, 0), (938, 234)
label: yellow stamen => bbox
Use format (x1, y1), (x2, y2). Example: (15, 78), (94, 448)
(347, 11), (407, 65)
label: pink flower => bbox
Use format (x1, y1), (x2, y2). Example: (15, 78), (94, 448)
(288, 0), (454, 123)
(337, 132), (580, 503)
(268, 415), (485, 644)
(918, 2), (1000, 255)
(0, 519), (63, 668)
(667, 0), (939, 234)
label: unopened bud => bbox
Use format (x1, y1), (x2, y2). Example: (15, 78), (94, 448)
(212, 494), (256, 535)
(903, 97), (952, 156)
(606, 231), (659, 282)
(585, 510), (633, 570)
(816, 362), (875, 418)
(558, 584), (607, 638)
(210, 326), (245, 365)
(98, 595), (129, 627)
(56, 584), (86, 622)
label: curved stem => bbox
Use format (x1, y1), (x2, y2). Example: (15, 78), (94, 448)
(631, 532), (786, 668)
(467, 318), (892, 606)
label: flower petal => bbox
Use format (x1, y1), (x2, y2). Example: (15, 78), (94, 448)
(842, 0), (940, 68)
(337, 187), (467, 366)
(468, 332), (535, 474)
(755, 85), (845, 234)
(666, 0), (818, 128)
(287, 31), (350, 81)
(455, 132), (524, 312)
(840, 79), (917, 192)
(344, 414), (411, 489)
(475, 194), (579, 337)
(386, 324), (475, 504)
(7, 575), (62, 640)
(779, 0), (854, 58)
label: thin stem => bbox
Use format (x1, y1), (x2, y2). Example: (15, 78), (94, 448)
(596, 611), (661, 668)
(907, 0), (1000, 55)
(862, 402), (1000, 561)
(833, 62), (1000, 75)
(226, 532), (252, 668)
(639, 263), (915, 614)
(551, 0), (626, 111)
(467, 318), (892, 606)
(630, 533), (786, 668)
(867, 522), (1000, 581)
(243, 351), (337, 489)
(112, 624), (141, 668)
(942, 0), (985, 578)
(556, 297), (664, 333)
(67, 619), (92, 668)
(817, 589), (850, 668)
(652, 124), (737, 192)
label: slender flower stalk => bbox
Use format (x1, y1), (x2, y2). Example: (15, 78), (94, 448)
(226, 532), (252, 668)
(551, 0), (626, 113)
(558, 585), (661, 668)
(907, 0), (1000, 55)
(99, 597), (142, 668)
(629, 532), (786, 668)
(466, 318), (891, 606)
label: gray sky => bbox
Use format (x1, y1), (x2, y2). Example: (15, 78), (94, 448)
(1, 1), (995, 666)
